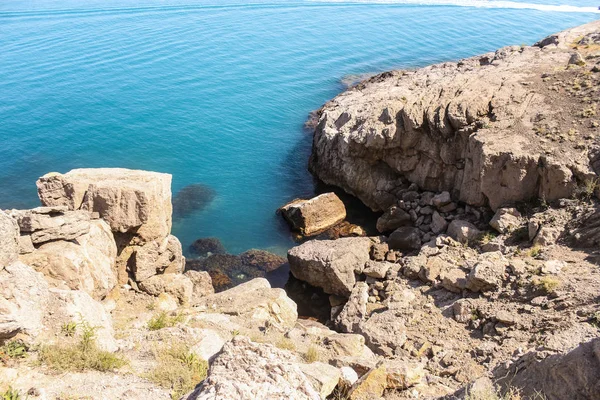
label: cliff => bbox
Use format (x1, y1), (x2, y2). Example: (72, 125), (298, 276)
(310, 21), (600, 211)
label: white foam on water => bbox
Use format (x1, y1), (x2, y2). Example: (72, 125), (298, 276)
(308, 0), (600, 13)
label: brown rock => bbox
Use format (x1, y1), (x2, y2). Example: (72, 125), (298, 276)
(279, 192), (346, 236)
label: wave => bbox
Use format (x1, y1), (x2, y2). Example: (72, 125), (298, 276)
(1, 0), (597, 19)
(308, 0), (600, 13)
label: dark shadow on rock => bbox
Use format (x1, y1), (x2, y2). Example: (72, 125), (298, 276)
(284, 275), (331, 323)
(173, 183), (216, 219)
(314, 181), (382, 237)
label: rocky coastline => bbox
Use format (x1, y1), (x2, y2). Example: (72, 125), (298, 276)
(2, 21), (600, 400)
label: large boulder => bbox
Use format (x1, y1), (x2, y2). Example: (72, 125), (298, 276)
(182, 336), (322, 400)
(288, 237), (373, 297)
(279, 192), (346, 236)
(9, 207), (91, 245)
(138, 272), (193, 304)
(0, 261), (49, 340)
(37, 168), (172, 242)
(197, 278), (297, 330)
(0, 210), (19, 268)
(20, 220), (118, 300)
(447, 220), (481, 244)
(185, 270), (215, 303)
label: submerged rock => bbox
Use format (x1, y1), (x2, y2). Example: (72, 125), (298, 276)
(189, 237), (226, 257)
(172, 183), (216, 219)
(239, 249), (287, 273)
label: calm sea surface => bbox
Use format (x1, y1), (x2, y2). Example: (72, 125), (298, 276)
(1, 0), (598, 255)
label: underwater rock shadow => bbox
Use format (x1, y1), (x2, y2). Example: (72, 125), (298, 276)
(172, 183), (216, 219)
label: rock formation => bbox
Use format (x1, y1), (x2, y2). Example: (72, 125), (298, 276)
(36, 168), (186, 295)
(309, 21), (600, 212)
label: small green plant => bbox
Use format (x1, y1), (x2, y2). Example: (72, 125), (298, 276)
(231, 329), (241, 337)
(527, 245), (542, 258)
(533, 276), (560, 294)
(39, 320), (126, 372)
(145, 342), (208, 400)
(0, 340), (28, 364)
(1, 386), (24, 400)
(304, 345), (320, 363)
(478, 231), (497, 245)
(147, 312), (185, 331)
(61, 321), (78, 337)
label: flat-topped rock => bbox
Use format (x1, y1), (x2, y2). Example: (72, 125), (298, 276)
(37, 168), (172, 242)
(279, 192), (346, 236)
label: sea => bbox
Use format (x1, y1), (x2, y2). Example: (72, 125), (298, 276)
(0, 0), (598, 256)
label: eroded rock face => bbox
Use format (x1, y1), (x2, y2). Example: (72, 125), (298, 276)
(309, 22), (600, 211)
(20, 220), (118, 300)
(279, 192), (347, 236)
(184, 270), (215, 303)
(182, 336), (321, 400)
(0, 261), (49, 340)
(0, 210), (19, 268)
(133, 235), (184, 282)
(288, 237), (373, 296)
(37, 169), (172, 242)
(9, 207), (91, 245)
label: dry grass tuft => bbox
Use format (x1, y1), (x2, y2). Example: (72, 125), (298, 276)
(145, 342), (208, 400)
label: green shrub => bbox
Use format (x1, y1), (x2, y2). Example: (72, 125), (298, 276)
(147, 312), (185, 331)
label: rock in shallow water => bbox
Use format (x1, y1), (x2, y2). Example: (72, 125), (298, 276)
(189, 237), (226, 257)
(279, 192), (346, 236)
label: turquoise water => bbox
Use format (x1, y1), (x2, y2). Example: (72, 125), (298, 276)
(0, 0), (597, 256)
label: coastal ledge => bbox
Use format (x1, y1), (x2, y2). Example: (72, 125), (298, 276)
(309, 20), (600, 212)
